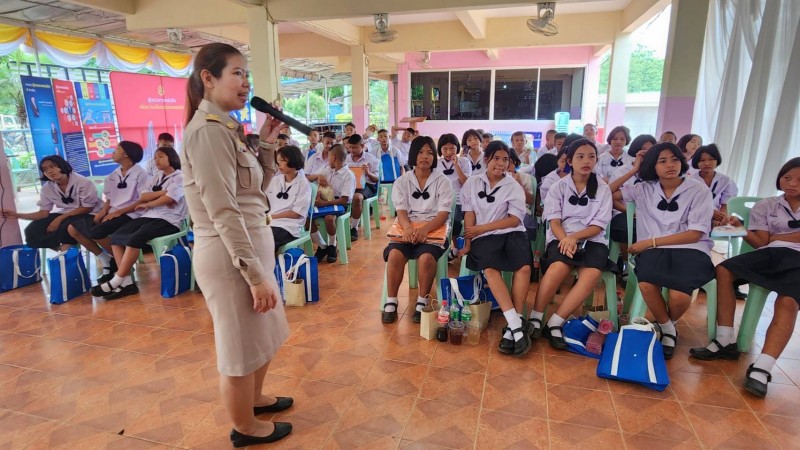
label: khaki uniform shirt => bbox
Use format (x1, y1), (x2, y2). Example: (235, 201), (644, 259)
(181, 99), (277, 286)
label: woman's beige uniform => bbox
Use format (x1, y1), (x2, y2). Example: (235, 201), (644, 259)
(182, 99), (288, 377)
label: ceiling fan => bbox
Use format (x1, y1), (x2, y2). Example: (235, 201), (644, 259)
(527, 2), (559, 37)
(369, 13), (399, 43)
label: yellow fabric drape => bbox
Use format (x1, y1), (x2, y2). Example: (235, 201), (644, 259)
(154, 50), (192, 70)
(106, 42), (151, 64)
(34, 31), (97, 54)
(0, 24), (28, 43)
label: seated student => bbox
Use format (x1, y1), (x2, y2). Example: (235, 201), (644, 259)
(677, 133), (703, 162)
(462, 129), (485, 176)
(302, 129), (322, 160)
(1, 155), (100, 251)
(539, 148), (569, 201)
(374, 128), (408, 176)
(690, 144), (738, 227)
(363, 124), (379, 150)
(609, 142), (715, 360)
(390, 126), (414, 156)
(530, 139), (615, 347)
(305, 131), (336, 176)
(145, 132), (175, 175)
(81, 141), (151, 283)
(91, 146), (187, 300)
(436, 133), (471, 259)
(597, 126), (633, 182)
(553, 132), (567, 152)
(507, 149), (536, 240)
(343, 122), (357, 140)
(279, 125), (301, 148)
(344, 134), (379, 241)
(659, 131), (677, 144)
(460, 141), (533, 357)
(511, 131), (534, 166)
(583, 123), (598, 144)
(276, 134), (290, 149)
(266, 146), (312, 250)
(690, 158), (800, 398)
(536, 129), (557, 158)
(307, 144), (356, 263)
(381, 136), (453, 324)
(481, 132), (494, 149)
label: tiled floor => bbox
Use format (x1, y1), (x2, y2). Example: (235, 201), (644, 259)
(2, 215), (800, 449)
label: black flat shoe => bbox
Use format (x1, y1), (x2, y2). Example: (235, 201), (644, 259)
(498, 327), (514, 355)
(382, 308), (398, 324)
(327, 245), (337, 263)
(545, 326), (569, 350)
(96, 272), (114, 285)
(314, 247), (328, 261)
(350, 227), (358, 241)
(411, 301), (426, 324)
(661, 332), (677, 360)
(91, 281), (115, 297)
(103, 283), (139, 301)
(735, 287), (748, 300)
(512, 327), (532, 357)
(527, 318), (543, 339)
(744, 364), (771, 398)
(689, 340), (741, 361)
(254, 397), (294, 415)
(230, 423), (292, 448)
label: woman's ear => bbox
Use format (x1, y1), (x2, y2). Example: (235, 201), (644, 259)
(200, 69), (215, 90)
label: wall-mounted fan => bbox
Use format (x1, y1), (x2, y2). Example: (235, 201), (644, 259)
(165, 28), (191, 52)
(369, 13), (399, 43)
(527, 2), (559, 37)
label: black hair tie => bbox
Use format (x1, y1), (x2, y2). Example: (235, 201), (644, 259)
(657, 194), (681, 212)
(277, 184), (293, 200)
(568, 191), (589, 206)
(60, 185), (75, 204)
(478, 181), (501, 203)
(412, 185), (431, 200)
(782, 205), (800, 229)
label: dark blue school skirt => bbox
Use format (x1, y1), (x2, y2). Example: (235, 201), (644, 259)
(719, 247), (800, 302)
(633, 248), (714, 295)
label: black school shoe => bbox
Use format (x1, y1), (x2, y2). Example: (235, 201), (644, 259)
(91, 281), (114, 297)
(350, 227), (359, 241)
(230, 423), (292, 448)
(327, 245), (338, 263)
(689, 340), (741, 361)
(511, 327), (532, 357)
(314, 246), (328, 261)
(661, 332), (678, 360)
(97, 259), (118, 284)
(254, 397), (294, 415)
(744, 364), (771, 398)
(498, 327), (514, 354)
(103, 283), (139, 301)
(545, 326), (569, 350)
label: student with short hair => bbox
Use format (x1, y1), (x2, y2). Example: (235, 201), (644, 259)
(381, 136), (453, 324)
(84, 141), (151, 283)
(390, 126), (415, 156)
(536, 129), (557, 158)
(436, 133), (471, 259)
(343, 122), (356, 139)
(145, 132), (176, 176)
(344, 134), (379, 241)
(583, 123), (598, 143)
(690, 158), (800, 398)
(302, 129), (322, 160)
(266, 146), (312, 250)
(607, 135), (656, 255)
(305, 131), (336, 176)
(481, 132), (494, 149)
(1, 155), (101, 251)
(690, 144), (738, 227)
(460, 141), (533, 357)
(307, 144), (356, 263)
(511, 131), (534, 165)
(91, 146), (187, 300)
(677, 133), (703, 161)
(597, 125), (633, 182)
(461, 129), (485, 175)
(276, 134), (289, 148)
(659, 131), (677, 144)
(609, 142), (715, 360)
(539, 148), (569, 201)
(530, 139), (615, 348)
(554, 132), (568, 152)
(374, 129), (408, 173)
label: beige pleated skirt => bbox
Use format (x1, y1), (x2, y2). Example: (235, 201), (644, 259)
(194, 225), (289, 376)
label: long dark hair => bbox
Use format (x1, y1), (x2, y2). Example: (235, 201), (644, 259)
(565, 138), (599, 198)
(186, 43), (243, 125)
(39, 155), (72, 182)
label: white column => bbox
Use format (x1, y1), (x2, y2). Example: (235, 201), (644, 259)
(248, 6), (281, 102)
(604, 32), (632, 131)
(350, 45), (369, 130)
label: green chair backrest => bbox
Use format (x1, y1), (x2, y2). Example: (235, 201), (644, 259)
(87, 176), (105, 198)
(727, 196), (762, 254)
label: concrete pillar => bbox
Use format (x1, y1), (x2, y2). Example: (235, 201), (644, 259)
(604, 32), (633, 130)
(388, 77), (396, 127)
(350, 45), (369, 131)
(584, 53), (604, 126)
(656, 0), (710, 136)
(247, 6), (281, 102)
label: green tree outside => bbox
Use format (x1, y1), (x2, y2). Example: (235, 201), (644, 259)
(598, 44), (664, 94)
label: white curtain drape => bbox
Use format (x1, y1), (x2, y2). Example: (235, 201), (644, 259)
(693, 0), (800, 196)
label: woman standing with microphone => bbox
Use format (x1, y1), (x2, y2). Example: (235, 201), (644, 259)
(182, 43), (292, 447)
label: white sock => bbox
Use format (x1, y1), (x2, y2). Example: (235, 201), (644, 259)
(329, 233), (337, 247)
(350, 218), (359, 228)
(503, 309), (524, 341)
(659, 321), (677, 347)
(529, 310), (544, 328)
(751, 354), (776, 384)
(97, 252), (112, 269)
(384, 297), (398, 313)
(547, 314), (565, 338)
(109, 275), (125, 289)
(311, 232), (326, 248)
(416, 296), (428, 312)
(707, 326), (735, 351)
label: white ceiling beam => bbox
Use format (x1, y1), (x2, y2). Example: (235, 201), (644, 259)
(280, 33), (351, 58)
(484, 48), (500, 60)
(454, 10), (487, 40)
(61, 0), (136, 15)
(294, 19), (361, 46)
(371, 52), (405, 64)
(621, 0), (670, 33)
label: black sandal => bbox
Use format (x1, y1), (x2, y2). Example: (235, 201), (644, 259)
(689, 339), (740, 361)
(661, 332), (678, 360)
(527, 318), (543, 339)
(545, 326), (569, 350)
(511, 326), (532, 357)
(411, 301), (427, 323)
(382, 303), (398, 324)
(498, 327), (514, 354)
(744, 364), (772, 398)
(90, 281), (115, 297)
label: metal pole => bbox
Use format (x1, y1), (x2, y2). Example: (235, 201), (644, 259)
(324, 78), (329, 121)
(29, 28), (42, 76)
(306, 89), (311, 124)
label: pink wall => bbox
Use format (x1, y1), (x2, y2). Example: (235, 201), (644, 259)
(395, 46), (599, 141)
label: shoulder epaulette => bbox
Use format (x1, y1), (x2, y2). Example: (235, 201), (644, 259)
(206, 114), (222, 123)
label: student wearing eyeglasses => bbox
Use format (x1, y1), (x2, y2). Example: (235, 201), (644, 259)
(690, 157), (800, 398)
(265, 146), (311, 251)
(1, 155), (100, 251)
(609, 142), (715, 360)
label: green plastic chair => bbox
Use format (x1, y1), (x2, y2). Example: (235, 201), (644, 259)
(278, 183), (318, 255)
(315, 205), (352, 265)
(361, 194), (380, 239)
(377, 160), (398, 218)
(624, 202), (718, 340)
(87, 176), (105, 198)
(727, 197), (762, 256)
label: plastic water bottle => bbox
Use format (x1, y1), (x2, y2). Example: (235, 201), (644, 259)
(450, 301), (461, 323)
(438, 301), (450, 326)
(461, 302), (472, 323)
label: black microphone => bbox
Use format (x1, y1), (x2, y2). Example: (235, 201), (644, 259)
(250, 96), (313, 136)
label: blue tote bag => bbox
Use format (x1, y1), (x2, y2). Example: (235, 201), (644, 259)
(48, 247), (90, 304)
(440, 273), (498, 312)
(0, 245), (42, 292)
(278, 248), (319, 303)
(159, 244), (192, 298)
(597, 321), (670, 391)
(380, 153), (402, 183)
(562, 315), (601, 359)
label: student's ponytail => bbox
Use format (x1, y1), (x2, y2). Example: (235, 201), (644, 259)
(587, 172), (598, 199)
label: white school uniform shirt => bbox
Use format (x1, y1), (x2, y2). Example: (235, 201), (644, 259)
(519, 148), (535, 165)
(597, 151), (634, 181)
(461, 173), (527, 240)
(516, 172), (535, 216)
(315, 165), (356, 201)
(38, 173), (102, 215)
(305, 150), (329, 176)
(690, 171), (738, 210)
(104, 165), (151, 219)
(436, 156), (472, 204)
(390, 137), (411, 157)
(345, 152), (380, 187)
(375, 144), (408, 168)
(465, 152), (486, 176)
(536, 146), (557, 159)
(621, 177), (714, 253)
(596, 143), (612, 155)
(266, 172), (312, 237)
(749, 195), (800, 253)
(392, 169), (453, 223)
(608, 166), (642, 217)
(301, 143), (323, 160)
(141, 169), (187, 228)
(539, 170), (567, 202)
(544, 175), (613, 246)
